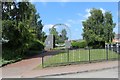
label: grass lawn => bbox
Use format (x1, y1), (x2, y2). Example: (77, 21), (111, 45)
(43, 49), (118, 67)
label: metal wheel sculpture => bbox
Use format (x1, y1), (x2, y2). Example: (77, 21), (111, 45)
(52, 23), (71, 47)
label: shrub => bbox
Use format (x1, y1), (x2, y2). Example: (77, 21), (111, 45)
(2, 50), (23, 60)
(71, 40), (87, 48)
(28, 39), (44, 51)
(88, 41), (105, 49)
(79, 40), (87, 48)
(2, 39), (44, 61)
(2, 43), (24, 60)
(71, 41), (79, 48)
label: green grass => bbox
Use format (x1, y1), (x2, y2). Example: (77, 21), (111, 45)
(52, 47), (65, 50)
(43, 49), (118, 67)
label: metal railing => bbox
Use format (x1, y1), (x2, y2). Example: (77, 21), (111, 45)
(41, 44), (119, 68)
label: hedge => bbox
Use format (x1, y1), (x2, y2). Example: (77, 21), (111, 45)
(71, 40), (87, 48)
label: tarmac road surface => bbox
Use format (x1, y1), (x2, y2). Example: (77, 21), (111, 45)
(41, 67), (118, 78)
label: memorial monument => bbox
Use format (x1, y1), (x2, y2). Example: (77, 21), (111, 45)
(44, 23), (71, 50)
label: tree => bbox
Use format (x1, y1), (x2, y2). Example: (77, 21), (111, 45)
(82, 8), (116, 48)
(2, 1), (45, 60)
(59, 29), (68, 43)
(41, 31), (47, 42)
(104, 12), (116, 43)
(36, 20), (44, 40)
(49, 28), (68, 44)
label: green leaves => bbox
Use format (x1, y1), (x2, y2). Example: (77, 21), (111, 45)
(71, 40), (87, 48)
(82, 8), (116, 48)
(2, 2), (45, 61)
(49, 27), (68, 44)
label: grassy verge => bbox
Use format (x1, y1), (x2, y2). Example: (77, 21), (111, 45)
(43, 49), (118, 67)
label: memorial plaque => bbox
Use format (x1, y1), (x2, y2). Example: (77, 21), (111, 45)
(44, 34), (55, 50)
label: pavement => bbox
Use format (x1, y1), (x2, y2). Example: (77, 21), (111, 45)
(22, 60), (118, 78)
(42, 67), (118, 78)
(0, 51), (118, 78)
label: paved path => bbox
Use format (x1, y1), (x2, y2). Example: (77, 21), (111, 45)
(1, 50), (66, 78)
(2, 54), (42, 78)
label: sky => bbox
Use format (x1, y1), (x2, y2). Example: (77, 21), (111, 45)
(32, 2), (118, 40)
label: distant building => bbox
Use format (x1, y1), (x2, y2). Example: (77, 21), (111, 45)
(112, 34), (120, 43)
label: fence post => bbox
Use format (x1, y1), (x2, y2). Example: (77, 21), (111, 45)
(116, 43), (119, 60)
(118, 43), (120, 54)
(67, 48), (69, 62)
(116, 43), (119, 53)
(42, 53), (44, 68)
(118, 43), (120, 60)
(106, 44), (108, 60)
(89, 47), (91, 63)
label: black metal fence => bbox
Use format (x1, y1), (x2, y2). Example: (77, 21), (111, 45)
(107, 43), (120, 53)
(41, 43), (120, 68)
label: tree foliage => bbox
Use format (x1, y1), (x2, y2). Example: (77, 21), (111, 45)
(82, 8), (116, 48)
(49, 28), (68, 44)
(59, 29), (68, 43)
(2, 1), (46, 60)
(49, 27), (59, 43)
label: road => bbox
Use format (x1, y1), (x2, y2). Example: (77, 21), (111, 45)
(41, 67), (118, 78)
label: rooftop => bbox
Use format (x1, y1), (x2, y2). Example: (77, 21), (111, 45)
(115, 34), (120, 39)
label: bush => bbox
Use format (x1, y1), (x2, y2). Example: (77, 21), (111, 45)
(2, 39), (44, 61)
(2, 43), (24, 60)
(71, 41), (79, 48)
(2, 50), (23, 60)
(71, 40), (87, 48)
(88, 41), (105, 49)
(79, 40), (87, 48)
(28, 39), (44, 51)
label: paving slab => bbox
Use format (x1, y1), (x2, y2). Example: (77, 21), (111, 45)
(21, 60), (118, 78)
